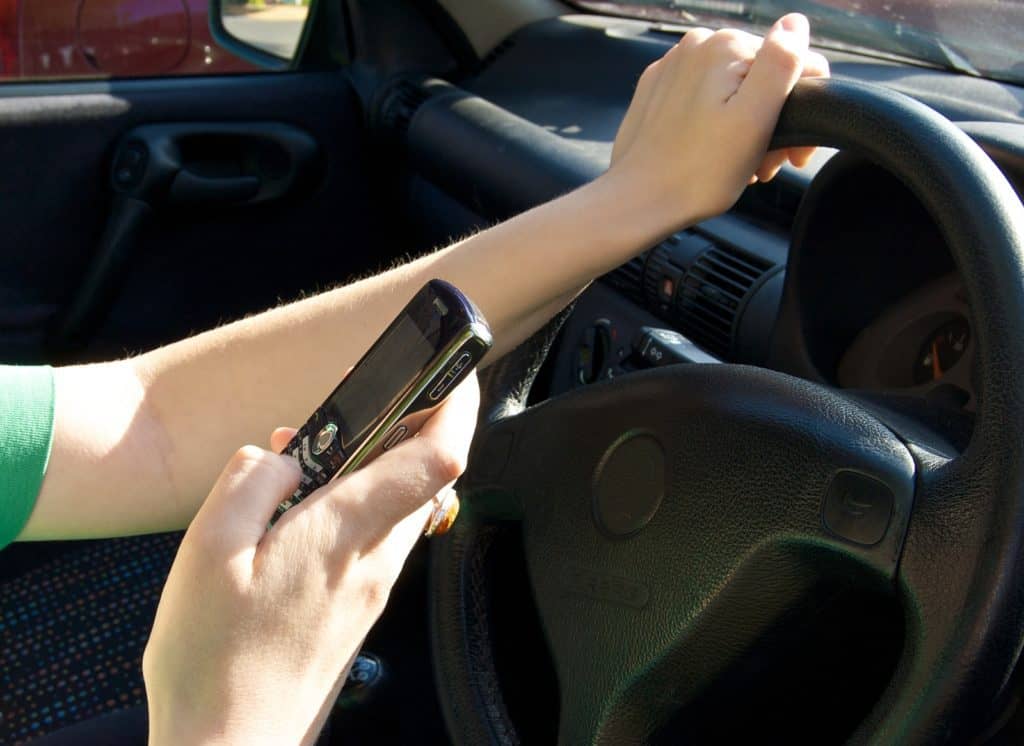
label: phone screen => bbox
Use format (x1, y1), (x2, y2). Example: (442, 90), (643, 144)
(326, 314), (437, 447)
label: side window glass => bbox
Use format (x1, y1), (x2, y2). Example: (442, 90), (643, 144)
(221, 0), (310, 61)
(0, 0), (310, 81)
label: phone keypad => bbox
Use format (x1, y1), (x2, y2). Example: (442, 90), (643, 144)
(269, 408), (348, 526)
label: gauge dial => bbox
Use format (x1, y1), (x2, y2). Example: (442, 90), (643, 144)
(913, 317), (970, 385)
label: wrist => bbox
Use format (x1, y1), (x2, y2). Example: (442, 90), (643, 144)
(147, 689), (328, 746)
(148, 718), (286, 746)
(587, 165), (699, 248)
(147, 695), (259, 746)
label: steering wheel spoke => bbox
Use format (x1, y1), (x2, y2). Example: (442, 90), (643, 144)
(550, 536), (886, 744)
(851, 445), (1021, 742)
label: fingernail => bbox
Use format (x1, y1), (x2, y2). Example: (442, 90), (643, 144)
(779, 13), (808, 34)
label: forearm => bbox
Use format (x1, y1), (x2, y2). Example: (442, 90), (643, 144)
(22, 172), (674, 539)
(137, 173), (671, 518)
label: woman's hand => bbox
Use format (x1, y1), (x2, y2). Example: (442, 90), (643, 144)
(143, 374), (480, 746)
(608, 13), (830, 230)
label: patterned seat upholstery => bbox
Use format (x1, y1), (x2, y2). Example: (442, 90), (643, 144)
(0, 533), (181, 744)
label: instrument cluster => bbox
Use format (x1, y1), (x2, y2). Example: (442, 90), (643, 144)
(837, 273), (974, 408)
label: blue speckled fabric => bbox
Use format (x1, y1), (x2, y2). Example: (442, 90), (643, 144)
(0, 533), (181, 743)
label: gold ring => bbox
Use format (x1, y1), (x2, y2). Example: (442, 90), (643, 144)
(424, 491), (460, 537)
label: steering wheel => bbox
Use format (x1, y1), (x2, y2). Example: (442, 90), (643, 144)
(430, 77), (1024, 744)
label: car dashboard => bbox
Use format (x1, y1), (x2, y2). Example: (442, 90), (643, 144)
(369, 9), (1024, 741)
(387, 14), (1024, 432)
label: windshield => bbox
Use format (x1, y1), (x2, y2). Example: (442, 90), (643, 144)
(577, 1), (1024, 85)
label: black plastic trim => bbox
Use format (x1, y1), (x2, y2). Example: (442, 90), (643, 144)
(0, 71), (314, 99)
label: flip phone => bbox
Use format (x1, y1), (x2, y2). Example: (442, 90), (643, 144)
(270, 280), (492, 525)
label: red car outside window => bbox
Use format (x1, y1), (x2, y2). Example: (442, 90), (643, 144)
(0, 0), (256, 80)
(0, 0), (18, 76)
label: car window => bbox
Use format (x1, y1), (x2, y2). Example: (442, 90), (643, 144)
(0, 0), (310, 82)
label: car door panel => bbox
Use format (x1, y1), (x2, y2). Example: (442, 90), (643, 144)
(0, 70), (399, 363)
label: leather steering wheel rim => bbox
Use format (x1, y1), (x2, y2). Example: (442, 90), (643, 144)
(430, 77), (1024, 744)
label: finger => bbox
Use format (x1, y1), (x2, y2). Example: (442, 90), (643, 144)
(315, 372), (480, 550)
(356, 484), (458, 587)
(354, 370), (478, 524)
(786, 52), (830, 167)
(384, 484), (456, 555)
(270, 426), (299, 453)
(755, 150), (788, 182)
(677, 26), (714, 51)
(786, 146), (816, 169)
(731, 14), (809, 118)
(416, 368), (480, 445)
(804, 50), (830, 79)
(726, 56), (754, 79)
(193, 445), (302, 554)
(755, 156), (786, 183)
(704, 27), (763, 63)
(701, 29), (762, 100)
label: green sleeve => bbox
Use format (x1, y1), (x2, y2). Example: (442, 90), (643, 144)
(0, 365), (55, 549)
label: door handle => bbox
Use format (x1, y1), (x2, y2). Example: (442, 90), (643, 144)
(47, 195), (152, 356)
(168, 170), (261, 205)
(112, 122), (319, 207)
(47, 122), (319, 356)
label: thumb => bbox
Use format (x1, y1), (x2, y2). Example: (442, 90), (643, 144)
(732, 13), (809, 118)
(271, 426), (299, 452)
(195, 445), (302, 549)
(318, 372), (480, 549)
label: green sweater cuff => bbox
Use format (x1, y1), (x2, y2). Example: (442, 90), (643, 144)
(0, 365), (55, 548)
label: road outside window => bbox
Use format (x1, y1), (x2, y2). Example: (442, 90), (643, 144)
(223, 0), (310, 61)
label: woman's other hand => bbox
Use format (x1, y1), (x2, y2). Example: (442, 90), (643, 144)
(143, 374), (480, 746)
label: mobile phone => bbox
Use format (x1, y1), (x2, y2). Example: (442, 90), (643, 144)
(269, 280), (492, 525)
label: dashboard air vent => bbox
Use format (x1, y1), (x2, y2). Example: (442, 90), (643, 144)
(677, 246), (773, 358)
(602, 252), (647, 305)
